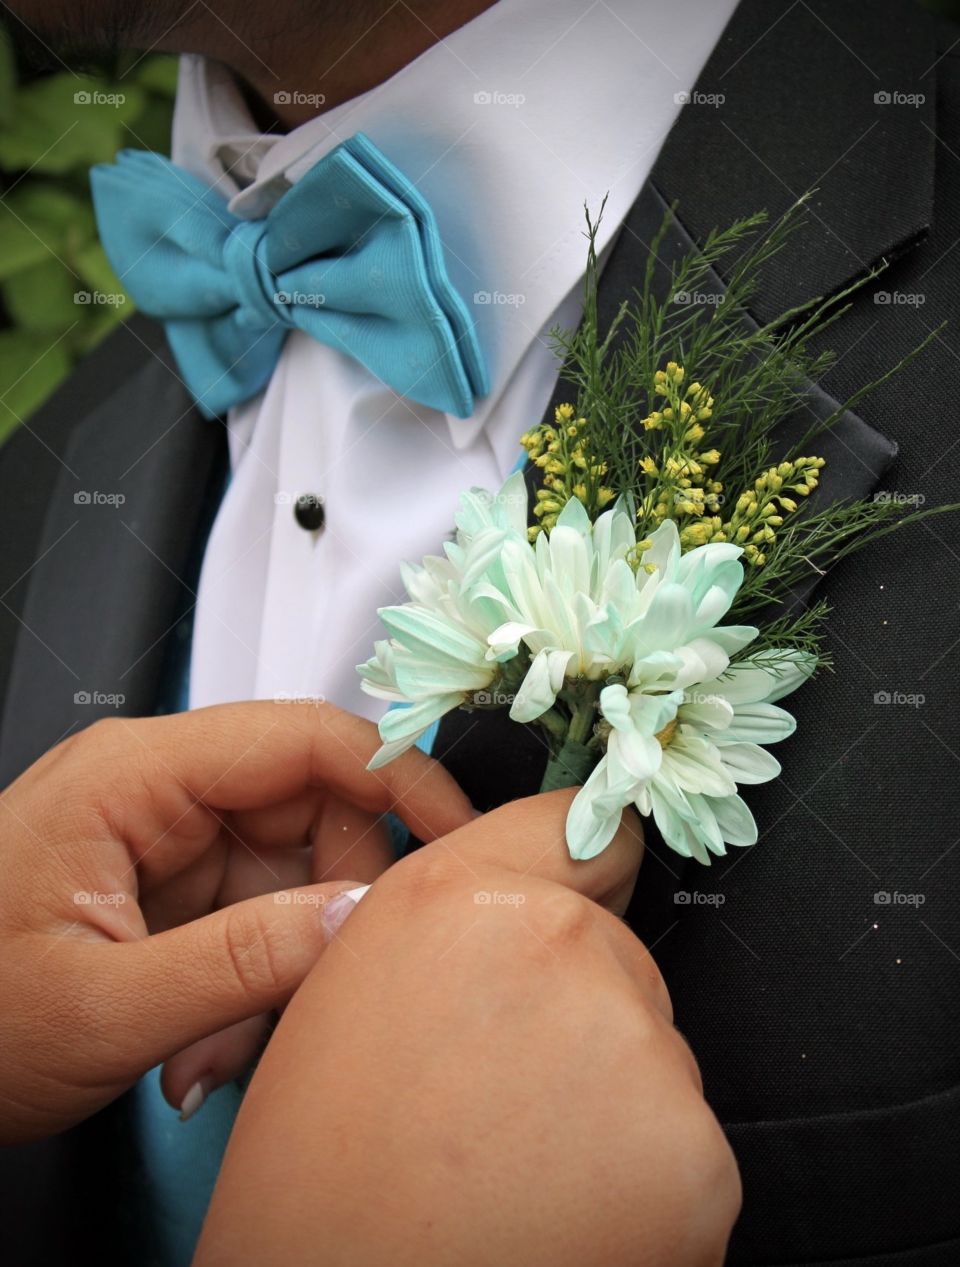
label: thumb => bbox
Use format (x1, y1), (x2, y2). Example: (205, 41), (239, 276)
(90, 882), (367, 1075)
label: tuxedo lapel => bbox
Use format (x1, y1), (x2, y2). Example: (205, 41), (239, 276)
(433, 0), (937, 812)
(654, 0), (937, 322)
(0, 316), (226, 785)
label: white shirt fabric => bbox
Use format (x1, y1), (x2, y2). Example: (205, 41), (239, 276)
(176, 0), (737, 720)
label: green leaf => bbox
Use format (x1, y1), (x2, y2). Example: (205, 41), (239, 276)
(6, 182), (95, 237)
(0, 207), (53, 281)
(134, 56), (180, 98)
(120, 93), (175, 157)
(1, 257), (82, 333)
(73, 239), (128, 301)
(0, 329), (73, 437)
(0, 73), (146, 174)
(0, 184), (96, 281)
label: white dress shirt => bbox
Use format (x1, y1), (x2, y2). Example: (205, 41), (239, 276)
(176, 0), (737, 719)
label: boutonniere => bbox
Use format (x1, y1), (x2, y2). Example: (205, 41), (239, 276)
(358, 199), (956, 863)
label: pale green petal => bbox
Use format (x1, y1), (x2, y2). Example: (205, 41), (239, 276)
(495, 470), (531, 537)
(760, 651), (817, 703)
(486, 621), (539, 659)
(599, 684), (679, 740)
(680, 694), (735, 731)
(500, 537), (547, 629)
(626, 650), (685, 690)
(640, 519), (681, 581)
(677, 546), (743, 625)
(681, 792), (727, 857)
(663, 732), (737, 797)
(357, 639), (403, 700)
(721, 701), (796, 744)
(678, 540), (743, 581)
(707, 792), (758, 847)
(711, 650), (816, 706)
(394, 655), (492, 698)
(717, 742), (781, 785)
(678, 636), (730, 687)
(380, 605), (486, 667)
(641, 583), (695, 650)
(566, 759), (630, 860)
(692, 575), (741, 628)
(607, 727), (662, 782)
(554, 493), (592, 536)
(650, 783), (712, 864)
(591, 502), (636, 576)
(543, 569), (585, 652)
(598, 683), (631, 731)
(703, 624), (758, 655)
(369, 694), (462, 769)
(599, 557), (639, 611)
(359, 678), (405, 703)
(454, 487), (497, 536)
(510, 648), (574, 723)
(631, 690), (682, 735)
(459, 527), (509, 589)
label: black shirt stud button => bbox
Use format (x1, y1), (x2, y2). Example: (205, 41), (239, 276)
(294, 493), (326, 532)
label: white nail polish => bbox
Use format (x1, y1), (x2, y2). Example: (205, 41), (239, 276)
(179, 1074), (215, 1122)
(321, 885), (370, 938)
(342, 884), (371, 902)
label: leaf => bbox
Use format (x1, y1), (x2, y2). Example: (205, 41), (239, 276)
(134, 56), (180, 98)
(0, 207), (52, 281)
(0, 73), (146, 174)
(123, 97), (175, 156)
(73, 240), (128, 302)
(1, 257), (82, 333)
(0, 185), (95, 281)
(0, 329), (73, 437)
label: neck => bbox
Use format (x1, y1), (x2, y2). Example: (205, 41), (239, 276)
(162, 0), (498, 129)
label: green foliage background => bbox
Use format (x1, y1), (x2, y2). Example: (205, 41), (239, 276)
(0, 25), (176, 441)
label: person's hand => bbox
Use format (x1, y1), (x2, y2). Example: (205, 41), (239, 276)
(0, 701), (473, 1143)
(196, 792), (741, 1267)
(161, 695), (412, 1107)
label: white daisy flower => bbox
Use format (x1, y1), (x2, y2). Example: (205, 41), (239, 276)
(567, 650), (815, 862)
(357, 473), (531, 767)
(359, 474), (815, 863)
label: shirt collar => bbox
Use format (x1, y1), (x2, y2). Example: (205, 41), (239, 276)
(172, 0), (738, 447)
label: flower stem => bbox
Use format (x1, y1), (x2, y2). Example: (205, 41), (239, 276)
(539, 738), (597, 792)
(537, 707), (569, 741)
(568, 698), (596, 745)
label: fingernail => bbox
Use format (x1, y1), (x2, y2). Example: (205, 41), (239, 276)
(179, 1074), (216, 1123)
(321, 885), (369, 938)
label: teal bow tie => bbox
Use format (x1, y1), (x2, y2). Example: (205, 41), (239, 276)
(90, 134), (489, 418)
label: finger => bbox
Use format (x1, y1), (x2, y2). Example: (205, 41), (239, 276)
(227, 788), (324, 852)
(78, 881), (366, 1073)
(139, 838), (228, 931)
(79, 703), (474, 886)
(311, 797), (395, 885)
(160, 1016), (270, 1117)
(422, 790), (644, 916)
(216, 843), (313, 907)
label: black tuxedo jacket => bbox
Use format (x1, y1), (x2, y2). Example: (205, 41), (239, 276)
(2, 2), (959, 1263)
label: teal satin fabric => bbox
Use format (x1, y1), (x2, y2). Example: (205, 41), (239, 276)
(91, 134), (488, 418)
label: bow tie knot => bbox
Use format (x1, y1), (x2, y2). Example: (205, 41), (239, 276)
(91, 135), (489, 418)
(221, 219), (286, 332)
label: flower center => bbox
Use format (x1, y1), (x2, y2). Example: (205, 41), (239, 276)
(654, 718), (678, 749)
